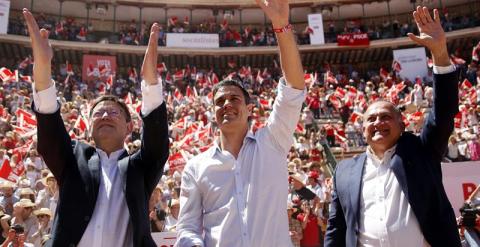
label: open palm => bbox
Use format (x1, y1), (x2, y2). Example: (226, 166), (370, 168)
(23, 8), (53, 88)
(408, 6), (446, 54)
(255, 0), (289, 27)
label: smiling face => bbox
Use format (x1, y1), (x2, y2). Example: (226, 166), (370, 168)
(90, 101), (131, 151)
(363, 101), (404, 154)
(213, 85), (251, 133)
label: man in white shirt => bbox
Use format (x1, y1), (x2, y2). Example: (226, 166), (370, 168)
(176, 0), (305, 246)
(325, 7), (462, 247)
(23, 8), (169, 247)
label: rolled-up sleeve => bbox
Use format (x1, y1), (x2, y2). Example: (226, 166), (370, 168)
(176, 163), (204, 247)
(265, 77), (306, 152)
(141, 80), (164, 116)
(32, 80), (59, 114)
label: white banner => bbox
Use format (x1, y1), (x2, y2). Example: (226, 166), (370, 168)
(392, 47), (428, 82)
(152, 232), (176, 247)
(442, 161), (480, 217)
(308, 14), (325, 45)
(0, 0), (10, 34)
(166, 33), (219, 48)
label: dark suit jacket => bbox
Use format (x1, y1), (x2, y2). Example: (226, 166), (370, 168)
(324, 71), (462, 247)
(34, 102), (169, 247)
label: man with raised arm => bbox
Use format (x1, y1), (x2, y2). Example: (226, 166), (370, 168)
(23, 8), (169, 247)
(175, 0), (305, 246)
(324, 6), (462, 247)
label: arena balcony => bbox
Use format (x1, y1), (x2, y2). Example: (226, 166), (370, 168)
(3, 0), (479, 72)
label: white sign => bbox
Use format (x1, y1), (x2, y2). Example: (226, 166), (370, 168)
(442, 161), (480, 217)
(308, 14), (325, 45)
(0, 0), (10, 34)
(393, 47), (428, 82)
(152, 232), (177, 247)
(166, 33), (219, 48)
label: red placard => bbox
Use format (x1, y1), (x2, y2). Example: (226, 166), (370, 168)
(82, 55), (117, 81)
(337, 33), (370, 46)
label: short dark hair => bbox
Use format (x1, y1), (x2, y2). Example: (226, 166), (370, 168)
(212, 79), (251, 105)
(89, 95), (132, 122)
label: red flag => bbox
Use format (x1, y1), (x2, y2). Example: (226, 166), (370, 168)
(157, 62), (167, 73)
(211, 73), (219, 85)
(87, 64), (95, 77)
(304, 73), (313, 84)
(128, 67), (137, 82)
(168, 16), (178, 26)
(392, 60), (402, 73)
(379, 67), (389, 79)
(256, 70), (265, 84)
(335, 87), (346, 99)
(0, 159), (15, 182)
(16, 109), (36, 126)
(174, 88), (183, 101)
(296, 123), (305, 133)
(258, 98), (270, 109)
(450, 55), (466, 65)
(106, 74), (114, 89)
(98, 64), (107, 76)
(186, 86), (195, 100)
(325, 71), (337, 84)
(66, 61), (74, 75)
(18, 57), (31, 70)
(168, 152), (187, 171)
(74, 115), (88, 133)
(349, 112), (363, 123)
(462, 79), (473, 89)
(0, 67), (14, 82)
(227, 60), (236, 69)
(173, 70), (184, 81)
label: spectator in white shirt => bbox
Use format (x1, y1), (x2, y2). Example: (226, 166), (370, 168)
(176, 1), (306, 246)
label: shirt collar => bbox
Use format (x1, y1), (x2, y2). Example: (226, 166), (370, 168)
(366, 145), (397, 164)
(208, 131), (256, 158)
(96, 148), (126, 161)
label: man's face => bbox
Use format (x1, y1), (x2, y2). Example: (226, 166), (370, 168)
(214, 86), (250, 132)
(90, 101), (131, 146)
(363, 102), (404, 152)
(2, 187), (13, 197)
(170, 205), (180, 219)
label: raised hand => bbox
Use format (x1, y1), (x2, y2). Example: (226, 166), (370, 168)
(407, 6), (450, 66)
(255, 0), (289, 28)
(22, 8), (53, 91)
(141, 23), (160, 85)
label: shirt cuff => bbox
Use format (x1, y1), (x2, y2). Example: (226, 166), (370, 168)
(141, 80), (164, 116)
(433, 64), (456, 74)
(32, 80), (59, 114)
(277, 77), (307, 105)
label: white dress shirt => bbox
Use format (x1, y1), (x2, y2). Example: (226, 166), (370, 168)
(358, 146), (429, 247)
(176, 79), (305, 247)
(357, 64), (455, 247)
(33, 80), (163, 247)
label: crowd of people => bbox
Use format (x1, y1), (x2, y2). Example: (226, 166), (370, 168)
(0, 40), (476, 245)
(7, 6), (480, 47)
(0, 10), (479, 245)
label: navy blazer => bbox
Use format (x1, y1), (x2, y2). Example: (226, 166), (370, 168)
(34, 102), (169, 247)
(324, 71), (462, 247)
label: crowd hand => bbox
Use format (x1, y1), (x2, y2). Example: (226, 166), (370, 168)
(3, 229), (15, 243)
(407, 6), (450, 66)
(141, 23), (160, 86)
(149, 210), (156, 221)
(255, 0), (289, 28)
(17, 233), (25, 247)
(22, 8), (53, 91)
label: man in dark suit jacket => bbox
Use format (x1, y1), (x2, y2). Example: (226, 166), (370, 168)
(325, 7), (462, 247)
(23, 8), (168, 247)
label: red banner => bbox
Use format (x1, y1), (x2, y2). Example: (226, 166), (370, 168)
(337, 33), (370, 46)
(82, 55), (117, 81)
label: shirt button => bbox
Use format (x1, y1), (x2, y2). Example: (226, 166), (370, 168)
(243, 233), (247, 236)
